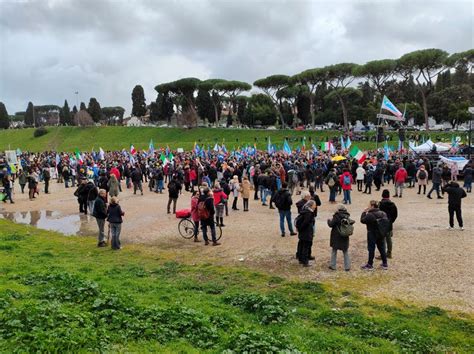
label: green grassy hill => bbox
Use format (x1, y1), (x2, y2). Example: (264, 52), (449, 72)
(0, 126), (454, 153)
(0, 219), (472, 352)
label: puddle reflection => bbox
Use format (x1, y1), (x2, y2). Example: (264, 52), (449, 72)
(0, 210), (92, 236)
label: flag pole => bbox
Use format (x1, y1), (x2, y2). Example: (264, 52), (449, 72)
(375, 96), (383, 150)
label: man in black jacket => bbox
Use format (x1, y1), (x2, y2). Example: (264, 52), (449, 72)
(360, 200), (389, 270)
(273, 182), (297, 237)
(379, 189), (398, 258)
(442, 182), (467, 230)
(199, 187), (220, 246)
(131, 166), (143, 195)
(167, 175), (182, 214)
(93, 189), (108, 247)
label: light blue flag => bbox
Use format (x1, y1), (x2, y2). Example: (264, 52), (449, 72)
(148, 139), (154, 154)
(283, 140), (292, 155)
(346, 136), (351, 149)
(384, 140), (390, 160)
(340, 136), (345, 150)
(267, 137), (272, 155)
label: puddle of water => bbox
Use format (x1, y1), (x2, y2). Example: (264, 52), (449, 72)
(0, 210), (93, 236)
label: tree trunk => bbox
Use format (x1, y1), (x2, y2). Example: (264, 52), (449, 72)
(420, 91), (429, 131)
(310, 95), (315, 128)
(337, 95), (348, 132)
(213, 103), (219, 127)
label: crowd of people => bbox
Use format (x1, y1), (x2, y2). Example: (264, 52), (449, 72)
(0, 145), (471, 269)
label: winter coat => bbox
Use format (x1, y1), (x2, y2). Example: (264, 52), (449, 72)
(360, 208), (387, 234)
(190, 196), (200, 222)
(107, 178), (119, 197)
(379, 198), (398, 225)
(18, 171), (27, 185)
(431, 167), (442, 184)
(198, 194), (215, 220)
(339, 172), (353, 191)
(442, 183), (467, 206)
(327, 210), (352, 251)
(416, 168), (428, 186)
(241, 180), (251, 199)
(168, 180), (181, 198)
(131, 168), (142, 183)
(212, 188), (227, 206)
(463, 166), (473, 183)
(394, 168), (408, 183)
(107, 203), (124, 223)
(273, 188), (293, 211)
(93, 196), (107, 220)
(297, 209), (315, 242)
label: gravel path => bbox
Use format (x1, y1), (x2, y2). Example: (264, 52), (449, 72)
(2, 180), (473, 312)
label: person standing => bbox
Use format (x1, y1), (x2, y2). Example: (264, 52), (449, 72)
(378, 189), (398, 259)
(198, 187), (220, 246)
(107, 174), (120, 198)
(93, 189), (108, 247)
(18, 168), (27, 194)
(273, 182), (297, 237)
(106, 197), (124, 250)
(363, 167), (373, 194)
(462, 163), (472, 193)
(442, 182), (467, 230)
(327, 205), (353, 271)
(325, 169), (338, 204)
(131, 166), (143, 195)
(339, 168), (353, 204)
(230, 175), (240, 210)
(42, 165), (51, 194)
(427, 164), (443, 199)
(416, 165), (428, 195)
(190, 190), (201, 242)
(240, 176), (251, 211)
(360, 200), (389, 270)
(296, 200), (317, 267)
(2, 173), (14, 204)
(393, 165), (407, 198)
(27, 170), (37, 201)
(356, 164), (365, 192)
(212, 182), (227, 227)
(167, 175), (182, 214)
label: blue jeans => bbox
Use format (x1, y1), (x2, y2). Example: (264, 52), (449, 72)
(343, 190), (351, 204)
(279, 210), (294, 234)
(110, 223), (122, 250)
(155, 180), (164, 193)
(261, 188), (270, 204)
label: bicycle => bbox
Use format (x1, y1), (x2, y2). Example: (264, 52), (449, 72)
(178, 217), (222, 241)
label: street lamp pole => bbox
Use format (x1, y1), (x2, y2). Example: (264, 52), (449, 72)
(468, 107), (474, 161)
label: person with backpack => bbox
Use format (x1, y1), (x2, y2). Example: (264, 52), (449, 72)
(295, 200), (317, 267)
(167, 175), (182, 214)
(327, 205), (354, 271)
(378, 189), (398, 259)
(198, 187), (220, 246)
(272, 182), (297, 237)
(462, 163), (472, 193)
(93, 189), (108, 247)
(339, 168), (353, 204)
(325, 168), (338, 204)
(416, 165), (428, 195)
(107, 196), (124, 250)
(360, 200), (389, 270)
(442, 181), (467, 231)
(363, 167), (374, 194)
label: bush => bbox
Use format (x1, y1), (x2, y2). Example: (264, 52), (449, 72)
(224, 293), (290, 324)
(33, 126), (48, 137)
(223, 329), (299, 353)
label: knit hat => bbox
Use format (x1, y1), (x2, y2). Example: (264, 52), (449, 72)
(382, 189), (390, 198)
(337, 205), (347, 212)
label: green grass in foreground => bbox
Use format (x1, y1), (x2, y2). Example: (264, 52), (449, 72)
(0, 126), (456, 152)
(0, 219), (473, 353)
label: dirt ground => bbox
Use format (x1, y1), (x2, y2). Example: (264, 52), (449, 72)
(1, 179), (473, 313)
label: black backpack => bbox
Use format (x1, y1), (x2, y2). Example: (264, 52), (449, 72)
(376, 216), (391, 240)
(418, 170), (427, 180)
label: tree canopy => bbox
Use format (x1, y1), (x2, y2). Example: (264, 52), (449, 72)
(0, 102), (9, 129)
(131, 85), (147, 117)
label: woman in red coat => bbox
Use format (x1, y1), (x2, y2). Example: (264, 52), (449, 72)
(339, 169), (353, 204)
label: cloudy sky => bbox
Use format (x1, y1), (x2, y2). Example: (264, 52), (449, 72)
(0, 0), (472, 115)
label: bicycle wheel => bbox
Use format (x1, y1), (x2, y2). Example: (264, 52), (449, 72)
(178, 218), (195, 239)
(215, 225), (222, 241)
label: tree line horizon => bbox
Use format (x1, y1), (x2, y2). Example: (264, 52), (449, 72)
(0, 48), (472, 131)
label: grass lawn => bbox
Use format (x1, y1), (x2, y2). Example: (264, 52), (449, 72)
(0, 126), (457, 152)
(0, 219), (472, 352)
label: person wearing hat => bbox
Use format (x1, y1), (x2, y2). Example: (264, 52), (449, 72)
(327, 205), (354, 271)
(416, 165), (428, 195)
(378, 189), (398, 259)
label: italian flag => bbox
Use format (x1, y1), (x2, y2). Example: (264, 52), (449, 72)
(130, 144), (137, 155)
(320, 141), (332, 152)
(74, 148), (83, 164)
(160, 152), (169, 166)
(350, 146), (366, 163)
